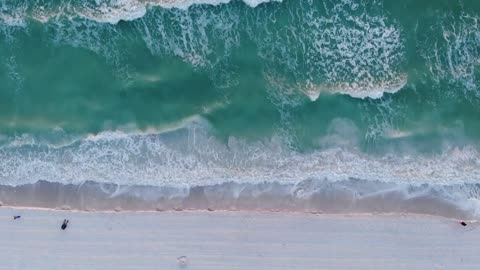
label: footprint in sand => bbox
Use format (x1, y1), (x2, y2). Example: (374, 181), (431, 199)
(177, 256), (188, 268)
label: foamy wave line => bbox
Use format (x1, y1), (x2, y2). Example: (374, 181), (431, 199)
(0, 119), (480, 187)
(256, 0), (406, 103)
(147, 0), (281, 9)
(0, 0), (282, 25)
(1, 115), (212, 149)
(324, 74), (408, 99)
(297, 74), (408, 101)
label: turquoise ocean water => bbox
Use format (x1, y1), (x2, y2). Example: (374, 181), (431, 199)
(0, 0), (480, 216)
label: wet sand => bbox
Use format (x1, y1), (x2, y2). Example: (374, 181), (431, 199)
(0, 208), (478, 270)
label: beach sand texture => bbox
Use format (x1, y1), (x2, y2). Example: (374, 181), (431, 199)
(0, 208), (478, 270)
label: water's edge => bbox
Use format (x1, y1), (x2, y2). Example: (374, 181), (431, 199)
(1, 179), (478, 219)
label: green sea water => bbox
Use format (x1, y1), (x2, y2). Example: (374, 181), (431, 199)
(0, 0), (479, 188)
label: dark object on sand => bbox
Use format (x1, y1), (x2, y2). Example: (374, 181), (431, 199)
(460, 221), (467, 226)
(61, 219), (69, 230)
(177, 256), (188, 268)
(13, 215), (21, 220)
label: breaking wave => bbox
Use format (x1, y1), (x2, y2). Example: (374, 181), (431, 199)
(0, 0), (408, 100)
(1, 119), (479, 187)
(0, 0), (280, 25)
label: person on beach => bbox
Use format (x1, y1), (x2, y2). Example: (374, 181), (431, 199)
(13, 215), (21, 220)
(61, 219), (69, 230)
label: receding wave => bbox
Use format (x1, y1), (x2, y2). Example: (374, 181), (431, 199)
(1, 179), (479, 219)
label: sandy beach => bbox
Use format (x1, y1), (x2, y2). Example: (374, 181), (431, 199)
(0, 208), (478, 270)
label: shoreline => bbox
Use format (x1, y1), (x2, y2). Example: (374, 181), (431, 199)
(1, 205), (477, 222)
(0, 179), (476, 220)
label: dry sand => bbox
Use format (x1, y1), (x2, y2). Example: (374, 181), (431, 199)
(0, 208), (478, 270)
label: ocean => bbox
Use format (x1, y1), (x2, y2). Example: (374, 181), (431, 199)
(0, 0), (479, 218)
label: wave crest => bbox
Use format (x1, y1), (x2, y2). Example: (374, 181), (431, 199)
(249, 0), (406, 103)
(0, 0), (281, 25)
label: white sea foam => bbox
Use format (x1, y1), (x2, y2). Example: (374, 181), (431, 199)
(250, 0), (406, 102)
(75, 0), (149, 24)
(148, 0), (280, 10)
(295, 74), (408, 101)
(0, 118), (479, 187)
(0, 1), (27, 27)
(0, 13), (26, 27)
(421, 12), (480, 96)
(2, 0), (407, 101)
(0, 0), (281, 25)
(133, 4), (241, 69)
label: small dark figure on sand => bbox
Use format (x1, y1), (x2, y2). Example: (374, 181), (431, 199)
(13, 215), (21, 220)
(61, 219), (69, 230)
(460, 221), (467, 226)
